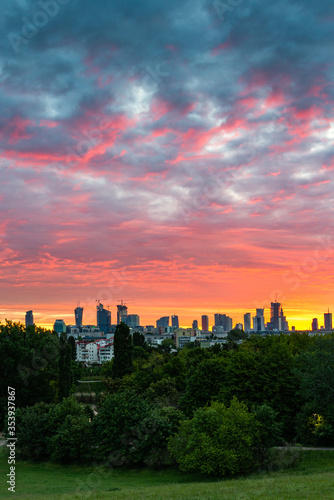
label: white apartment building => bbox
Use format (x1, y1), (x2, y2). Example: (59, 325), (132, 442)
(76, 340), (114, 364)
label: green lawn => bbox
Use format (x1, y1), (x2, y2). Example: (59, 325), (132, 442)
(1, 448), (334, 499)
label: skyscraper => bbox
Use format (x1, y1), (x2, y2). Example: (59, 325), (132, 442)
(253, 309), (265, 332)
(97, 302), (111, 334)
(156, 316), (169, 327)
(225, 316), (233, 331)
(192, 319), (198, 329)
(117, 302), (128, 324)
(312, 318), (318, 331)
(201, 315), (209, 331)
(74, 306), (83, 327)
(25, 310), (34, 327)
(270, 301), (282, 331)
(244, 313), (251, 332)
(324, 310), (332, 330)
(214, 313), (232, 331)
(280, 307), (288, 331)
(214, 313), (226, 327)
(171, 315), (179, 328)
(125, 314), (140, 328)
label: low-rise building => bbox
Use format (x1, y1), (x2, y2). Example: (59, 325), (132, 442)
(76, 340), (114, 364)
(98, 343), (114, 362)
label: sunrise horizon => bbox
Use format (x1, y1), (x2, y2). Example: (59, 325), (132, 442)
(1, 1), (334, 337)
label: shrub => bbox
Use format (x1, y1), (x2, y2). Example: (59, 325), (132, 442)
(93, 390), (184, 466)
(14, 402), (54, 460)
(168, 398), (260, 477)
(50, 414), (93, 462)
(14, 398), (92, 461)
(253, 404), (284, 448)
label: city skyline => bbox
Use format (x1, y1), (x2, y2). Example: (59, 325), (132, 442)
(4, 301), (334, 332)
(1, 1), (334, 329)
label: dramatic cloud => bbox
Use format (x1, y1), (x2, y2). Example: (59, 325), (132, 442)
(1, 0), (334, 328)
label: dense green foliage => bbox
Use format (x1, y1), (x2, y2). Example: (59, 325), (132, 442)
(168, 399), (260, 476)
(57, 333), (74, 401)
(13, 398), (93, 462)
(3, 320), (334, 476)
(294, 338), (334, 445)
(0, 321), (68, 429)
(93, 390), (184, 466)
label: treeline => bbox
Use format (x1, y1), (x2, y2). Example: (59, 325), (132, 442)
(2, 321), (334, 476)
(0, 321), (74, 429)
(107, 324), (334, 447)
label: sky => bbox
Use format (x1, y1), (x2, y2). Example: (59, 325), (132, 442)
(1, 0), (334, 330)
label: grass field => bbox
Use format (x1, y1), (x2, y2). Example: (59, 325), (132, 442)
(1, 448), (334, 499)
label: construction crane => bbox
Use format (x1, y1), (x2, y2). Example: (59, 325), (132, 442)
(117, 299), (134, 306)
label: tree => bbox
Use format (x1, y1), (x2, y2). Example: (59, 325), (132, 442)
(159, 339), (175, 353)
(294, 346), (334, 445)
(93, 390), (184, 465)
(168, 398), (260, 476)
(252, 404), (284, 449)
(0, 321), (59, 429)
(133, 346), (150, 360)
(68, 336), (76, 361)
(132, 331), (146, 348)
(112, 322), (133, 379)
(219, 342), (299, 438)
(14, 397), (91, 462)
(162, 355), (186, 391)
(180, 356), (226, 415)
(57, 333), (74, 401)
(145, 377), (181, 408)
(227, 328), (248, 342)
(50, 414), (93, 463)
(14, 402), (54, 460)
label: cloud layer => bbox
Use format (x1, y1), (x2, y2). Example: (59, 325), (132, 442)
(1, 0), (334, 328)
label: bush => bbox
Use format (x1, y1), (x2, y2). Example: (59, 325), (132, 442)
(14, 402), (54, 460)
(168, 398), (260, 477)
(93, 390), (184, 466)
(253, 404), (284, 448)
(14, 398), (92, 462)
(50, 414), (93, 462)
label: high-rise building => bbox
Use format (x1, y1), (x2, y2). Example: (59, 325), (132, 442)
(156, 316), (169, 328)
(25, 310), (34, 327)
(125, 314), (140, 328)
(280, 307), (289, 331)
(324, 310), (332, 330)
(171, 315), (179, 328)
(225, 316), (232, 331)
(214, 313), (226, 327)
(117, 302), (128, 324)
(54, 319), (66, 335)
(312, 318), (318, 331)
(201, 315), (209, 331)
(270, 301), (282, 331)
(253, 309), (265, 332)
(214, 313), (232, 331)
(235, 323), (243, 330)
(192, 320), (198, 330)
(74, 306), (83, 327)
(97, 302), (111, 334)
(244, 313), (251, 332)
